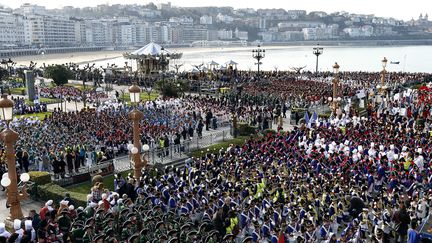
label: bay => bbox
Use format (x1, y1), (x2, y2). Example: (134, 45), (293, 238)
(15, 45), (432, 73)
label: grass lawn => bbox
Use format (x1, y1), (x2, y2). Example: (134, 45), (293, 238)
(64, 83), (93, 91)
(10, 87), (26, 95)
(68, 170), (132, 194)
(25, 97), (62, 105)
(190, 136), (248, 158)
(119, 92), (160, 102)
(118, 92), (160, 105)
(14, 111), (52, 120)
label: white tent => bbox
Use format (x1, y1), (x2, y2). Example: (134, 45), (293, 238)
(225, 60), (238, 66)
(131, 42), (172, 56)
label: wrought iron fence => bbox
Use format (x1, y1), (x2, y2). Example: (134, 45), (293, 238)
(52, 129), (234, 186)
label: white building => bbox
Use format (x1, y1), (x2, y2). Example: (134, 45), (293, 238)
(303, 25), (338, 40)
(118, 24), (137, 46)
(286, 10), (307, 19)
(169, 16), (193, 25)
(217, 29), (233, 40)
(25, 14), (76, 47)
(18, 4), (46, 16)
(216, 13), (234, 23)
(234, 28), (248, 40)
(0, 8), (26, 47)
(343, 25), (374, 37)
(200, 15), (213, 25)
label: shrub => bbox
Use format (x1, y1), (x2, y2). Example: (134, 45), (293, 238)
(28, 171), (52, 185)
(238, 123), (257, 136)
(36, 183), (87, 207)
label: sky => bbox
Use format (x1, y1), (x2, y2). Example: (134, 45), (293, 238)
(1, 0), (430, 21)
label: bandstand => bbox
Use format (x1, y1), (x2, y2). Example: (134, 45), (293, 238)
(123, 42), (182, 76)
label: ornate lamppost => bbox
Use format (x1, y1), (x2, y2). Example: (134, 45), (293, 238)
(0, 95), (30, 220)
(252, 45), (265, 81)
(313, 44), (324, 75)
(327, 62), (341, 114)
(157, 47), (170, 88)
(377, 57), (388, 95)
(128, 85), (144, 179)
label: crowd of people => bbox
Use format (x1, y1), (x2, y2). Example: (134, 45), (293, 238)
(1, 68), (432, 242)
(39, 86), (108, 104)
(4, 101), (431, 242)
(12, 97), (48, 116)
(0, 96), (237, 178)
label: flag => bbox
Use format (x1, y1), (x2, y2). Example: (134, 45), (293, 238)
(304, 111), (310, 124)
(311, 111), (318, 124)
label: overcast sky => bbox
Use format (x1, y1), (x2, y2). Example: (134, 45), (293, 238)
(2, 0), (430, 21)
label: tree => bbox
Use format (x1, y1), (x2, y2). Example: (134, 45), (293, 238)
(43, 65), (73, 86)
(0, 67), (8, 82)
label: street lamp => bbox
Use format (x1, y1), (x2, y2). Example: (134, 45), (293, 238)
(313, 44), (324, 75)
(252, 45), (265, 81)
(0, 95), (29, 220)
(128, 84), (144, 179)
(157, 47), (170, 87)
(232, 112), (238, 138)
(142, 144), (150, 165)
(380, 57), (388, 95)
(329, 62), (340, 113)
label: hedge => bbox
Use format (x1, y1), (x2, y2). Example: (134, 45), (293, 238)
(238, 123), (257, 136)
(36, 183), (87, 207)
(29, 171), (52, 185)
(29, 171), (87, 207)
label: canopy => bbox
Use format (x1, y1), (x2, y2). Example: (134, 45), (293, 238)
(208, 60), (219, 66)
(225, 60), (238, 66)
(131, 42), (171, 56)
(124, 42), (182, 59)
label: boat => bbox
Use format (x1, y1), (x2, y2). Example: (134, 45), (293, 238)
(391, 61), (400, 64)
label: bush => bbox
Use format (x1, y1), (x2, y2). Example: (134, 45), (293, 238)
(238, 123), (257, 136)
(29, 171), (52, 185)
(36, 183), (87, 207)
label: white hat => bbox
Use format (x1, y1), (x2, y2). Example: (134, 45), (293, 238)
(24, 220), (32, 230)
(69, 205), (75, 210)
(13, 219), (21, 230)
(45, 200), (53, 206)
(60, 200), (69, 206)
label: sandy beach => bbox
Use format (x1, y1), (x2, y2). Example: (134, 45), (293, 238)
(13, 50), (125, 66)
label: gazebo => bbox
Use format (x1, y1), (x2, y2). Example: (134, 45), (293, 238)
(225, 60), (238, 70)
(123, 42), (182, 76)
(207, 60), (219, 70)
